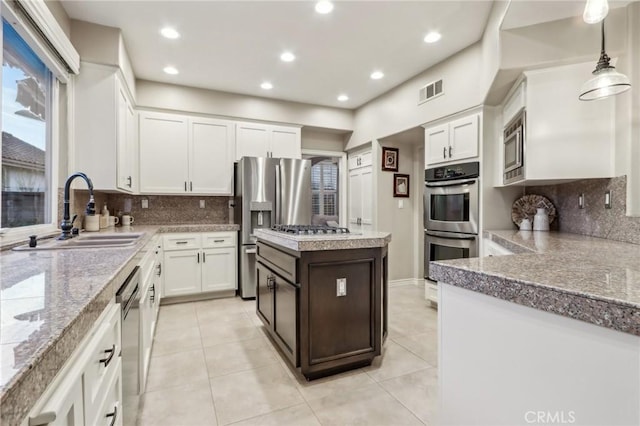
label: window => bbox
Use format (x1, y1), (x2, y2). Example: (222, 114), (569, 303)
(311, 159), (338, 217)
(1, 19), (54, 229)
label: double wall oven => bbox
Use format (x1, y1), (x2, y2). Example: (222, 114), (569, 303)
(424, 161), (479, 303)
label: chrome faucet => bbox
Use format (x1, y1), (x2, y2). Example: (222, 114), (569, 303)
(59, 172), (95, 240)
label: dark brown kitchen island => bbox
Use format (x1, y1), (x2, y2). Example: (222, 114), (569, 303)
(253, 229), (391, 380)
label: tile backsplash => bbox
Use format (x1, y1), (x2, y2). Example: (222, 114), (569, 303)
(71, 191), (232, 227)
(527, 175), (640, 245)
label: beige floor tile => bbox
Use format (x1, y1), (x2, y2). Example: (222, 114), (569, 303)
(391, 329), (438, 367)
(209, 364), (304, 425)
(195, 296), (249, 320)
(294, 368), (376, 402)
(151, 325), (202, 357)
(156, 302), (199, 331)
(203, 337), (279, 377)
(388, 310), (437, 337)
(364, 340), (431, 382)
(307, 382), (423, 425)
(231, 403), (321, 426)
(200, 315), (260, 346)
(138, 380), (217, 426)
(145, 348), (208, 392)
(380, 367), (439, 425)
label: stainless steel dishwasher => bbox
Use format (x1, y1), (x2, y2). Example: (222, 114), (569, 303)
(116, 266), (141, 426)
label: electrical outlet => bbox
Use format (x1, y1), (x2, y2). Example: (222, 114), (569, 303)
(141, 199), (149, 209)
(200, 200), (205, 209)
(605, 191), (612, 209)
(578, 193), (584, 209)
(336, 278), (347, 297)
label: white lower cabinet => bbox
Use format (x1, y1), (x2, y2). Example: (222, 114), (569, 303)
(24, 303), (121, 426)
(139, 236), (162, 393)
(163, 232), (237, 298)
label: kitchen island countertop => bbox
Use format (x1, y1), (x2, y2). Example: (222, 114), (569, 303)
(430, 230), (640, 336)
(0, 223), (239, 425)
(254, 228), (391, 252)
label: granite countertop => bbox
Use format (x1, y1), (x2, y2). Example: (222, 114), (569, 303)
(254, 228), (392, 252)
(430, 230), (640, 337)
(0, 223), (239, 425)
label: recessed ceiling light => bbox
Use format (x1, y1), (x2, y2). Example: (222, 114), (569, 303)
(261, 81), (273, 90)
(163, 66), (179, 75)
(315, 1), (334, 14)
(160, 27), (180, 39)
(424, 32), (442, 43)
(280, 52), (296, 62)
(337, 94), (349, 102)
(370, 71), (384, 80)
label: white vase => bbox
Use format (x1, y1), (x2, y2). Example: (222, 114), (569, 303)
(533, 207), (550, 231)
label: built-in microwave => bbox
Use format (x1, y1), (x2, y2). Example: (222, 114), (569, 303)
(503, 109), (525, 184)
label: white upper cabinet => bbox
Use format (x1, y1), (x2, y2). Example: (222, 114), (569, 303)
(424, 113), (479, 166)
(500, 61), (615, 185)
(74, 63), (138, 193)
(235, 122), (301, 160)
(347, 149), (373, 233)
(139, 111), (235, 195)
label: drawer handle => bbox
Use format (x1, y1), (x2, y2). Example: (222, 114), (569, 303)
(150, 284), (155, 302)
(100, 344), (116, 367)
(266, 275), (276, 290)
(106, 405), (117, 426)
(176, 241), (189, 245)
(203, 252), (206, 263)
(156, 263), (162, 277)
(213, 239), (225, 243)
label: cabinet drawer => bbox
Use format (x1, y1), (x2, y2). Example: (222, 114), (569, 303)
(83, 304), (121, 424)
(163, 233), (201, 251)
(89, 357), (123, 426)
(201, 232), (236, 248)
(257, 242), (297, 283)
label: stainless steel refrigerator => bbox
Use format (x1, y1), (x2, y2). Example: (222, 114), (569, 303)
(235, 157), (312, 298)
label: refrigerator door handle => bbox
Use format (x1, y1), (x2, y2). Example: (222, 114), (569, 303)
(275, 163), (281, 225)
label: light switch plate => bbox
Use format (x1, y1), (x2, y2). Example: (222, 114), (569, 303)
(605, 191), (612, 209)
(398, 200), (404, 209)
(141, 199), (149, 209)
(336, 278), (347, 297)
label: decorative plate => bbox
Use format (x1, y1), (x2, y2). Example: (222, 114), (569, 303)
(511, 194), (556, 226)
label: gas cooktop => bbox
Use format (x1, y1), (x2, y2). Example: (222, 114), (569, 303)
(272, 225), (350, 235)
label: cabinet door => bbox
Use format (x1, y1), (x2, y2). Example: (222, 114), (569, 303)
(273, 278), (298, 366)
(256, 261), (273, 326)
(201, 247), (237, 292)
(116, 85), (134, 193)
(270, 125), (301, 159)
(449, 114), (479, 162)
(425, 123), (449, 166)
(236, 123), (269, 160)
(163, 249), (201, 297)
(189, 118), (234, 194)
(348, 169), (363, 232)
(139, 112), (189, 193)
(360, 166), (373, 228)
(27, 376), (85, 426)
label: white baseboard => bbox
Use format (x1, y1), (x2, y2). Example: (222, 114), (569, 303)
(389, 278), (423, 287)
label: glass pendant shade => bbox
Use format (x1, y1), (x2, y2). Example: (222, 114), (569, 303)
(583, 0), (609, 24)
(579, 19), (631, 101)
(579, 67), (631, 100)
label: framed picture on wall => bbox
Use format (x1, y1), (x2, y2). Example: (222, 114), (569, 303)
(382, 147), (399, 171)
(393, 174), (410, 197)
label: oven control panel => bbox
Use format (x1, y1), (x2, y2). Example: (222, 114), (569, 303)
(425, 161), (479, 182)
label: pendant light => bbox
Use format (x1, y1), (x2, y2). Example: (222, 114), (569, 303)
(579, 20), (631, 101)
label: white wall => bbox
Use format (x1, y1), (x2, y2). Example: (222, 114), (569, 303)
(135, 80), (354, 131)
(374, 136), (423, 281)
(301, 128), (347, 151)
(70, 20), (120, 66)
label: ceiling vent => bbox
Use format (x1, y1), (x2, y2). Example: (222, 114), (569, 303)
(418, 79), (443, 105)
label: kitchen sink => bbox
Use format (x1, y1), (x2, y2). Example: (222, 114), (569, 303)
(13, 233), (145, 251)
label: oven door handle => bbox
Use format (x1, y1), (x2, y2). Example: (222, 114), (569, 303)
(426, 230), (476, 240)
(425, 179), (477, 188)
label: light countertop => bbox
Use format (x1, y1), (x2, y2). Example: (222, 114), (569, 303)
(254, 228), (391, 252)
(430, 230), (640, 337)
(0, 224), (239, 425)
